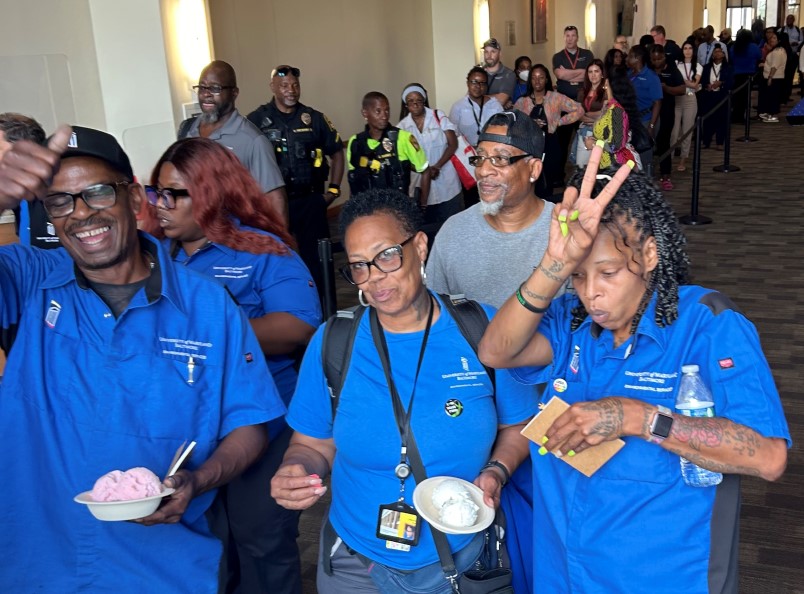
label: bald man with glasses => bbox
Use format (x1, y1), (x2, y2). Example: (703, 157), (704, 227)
(179, 60), (289, 225)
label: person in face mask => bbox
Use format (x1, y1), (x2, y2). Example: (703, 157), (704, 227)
(512, 56), (533, 105)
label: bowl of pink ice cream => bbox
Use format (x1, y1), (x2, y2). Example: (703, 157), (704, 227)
(74, 467), (175, 521)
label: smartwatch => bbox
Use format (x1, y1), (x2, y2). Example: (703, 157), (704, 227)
(648, 405), (673, 444)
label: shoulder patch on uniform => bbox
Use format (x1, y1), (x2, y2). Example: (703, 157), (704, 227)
(409, 135), (421, 151)
(699, 291), (741, 316)
(323, 113), (336, 131)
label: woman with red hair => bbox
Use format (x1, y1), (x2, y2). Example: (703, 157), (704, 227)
(142, 137), (321, 594)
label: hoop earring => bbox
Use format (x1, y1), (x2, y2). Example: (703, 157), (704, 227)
(420, 261), (427, 286)
(358, 289), (369, 307)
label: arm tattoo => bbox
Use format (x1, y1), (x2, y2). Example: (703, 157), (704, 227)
(522, 285), (551, 302)
(665, 416), (765, 476)
(586, 398), (624, 439)
(538, 263), (566, 284)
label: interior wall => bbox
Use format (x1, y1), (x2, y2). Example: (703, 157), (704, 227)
(488, 0), (617, 71)
(432, 0), (478, 112)
(207, 0), (437, 140)
(656, 0), (698, 41)
(0, 0), (183, 180)
(0, 0), (105, 133)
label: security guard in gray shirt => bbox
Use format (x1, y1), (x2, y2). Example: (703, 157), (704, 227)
(248, 65), (344, 300)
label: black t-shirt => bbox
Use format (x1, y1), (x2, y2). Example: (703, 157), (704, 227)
(663, 40), (683, 66)
(657, 63), (685, 114)
(552, 48), (595, 98)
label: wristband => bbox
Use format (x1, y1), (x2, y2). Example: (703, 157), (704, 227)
(516, 283), (550, 314)
(480, 460), (510, 486)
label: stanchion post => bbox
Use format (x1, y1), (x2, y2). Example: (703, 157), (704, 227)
(713, 91), (741, 173)
(318, 238), (338, 320)
(737, 76), (758, 142)
(679, 115), (713, 226)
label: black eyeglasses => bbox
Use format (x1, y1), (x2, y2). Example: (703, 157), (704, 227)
(468, 154), (531, 168)
(340, 236), (414, 285)
(468, 79), (488, 86)
(271, 66), (301, 78)
(43, 182), (129, 218)
(192, 84), (234, 95)
(144, 186), (191, 209)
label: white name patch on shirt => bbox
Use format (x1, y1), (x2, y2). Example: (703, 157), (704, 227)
(212, 265), (253, 280)
(623, 370), (678, 393)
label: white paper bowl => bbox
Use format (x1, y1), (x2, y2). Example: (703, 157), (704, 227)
(412, 476), (495, 535)
(73, 488), (175, 522)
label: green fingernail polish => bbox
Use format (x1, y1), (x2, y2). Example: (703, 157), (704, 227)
(570, 210), (579, 221)
(541, 436), (549, 444)
(560, 222), (569, 237)
(538, 446), (547, 456)
(558, 213), (567, 222)
(626, 159), (635, 170)
(568, 450), (576, 457)
(596, 139), (605, 148)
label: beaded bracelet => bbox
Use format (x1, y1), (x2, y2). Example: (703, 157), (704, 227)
(516, 283), (550, 314)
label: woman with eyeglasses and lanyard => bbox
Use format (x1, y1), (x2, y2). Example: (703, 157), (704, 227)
(397, 83), (462, 240)
(271, 188), (535, 594)
(140, 137), (322, 594)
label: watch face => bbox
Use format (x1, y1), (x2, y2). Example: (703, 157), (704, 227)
(652, 413), (674, 439)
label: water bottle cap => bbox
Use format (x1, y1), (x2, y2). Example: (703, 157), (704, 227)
(681, 364), (699, 373)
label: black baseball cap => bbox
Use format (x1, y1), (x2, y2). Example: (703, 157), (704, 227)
(482, 38), (501, 50)
(478, 111), (545, 159)
(60, 126), (134, 180)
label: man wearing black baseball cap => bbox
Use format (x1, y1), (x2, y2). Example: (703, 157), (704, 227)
(482, 38), (517, 106)
(0, 125), (285, 592)
(428, 111), (563, 309)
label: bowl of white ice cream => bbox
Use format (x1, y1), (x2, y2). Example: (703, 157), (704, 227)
(412, 476), (495, 535)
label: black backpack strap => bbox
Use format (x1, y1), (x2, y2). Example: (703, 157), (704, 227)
(322, 305), (367, 419)
(177, 116), (198, 140)
(439, 293), (496, 395)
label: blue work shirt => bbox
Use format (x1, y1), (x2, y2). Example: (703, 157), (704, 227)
(167, 226), (322, 436)
(513, 286), (790, 593)
(0, 233), (286, 593)
(288, 294), (538, 570)
(730, 43), (762, 75)
(630, 66), (663, 122)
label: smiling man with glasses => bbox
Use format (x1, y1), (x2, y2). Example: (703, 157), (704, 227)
(0, 125), (286, 592)
(428, 110), (563, 310)
(178, 60), (289, 225)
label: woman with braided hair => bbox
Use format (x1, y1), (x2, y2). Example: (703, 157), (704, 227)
(479, 147), (790, 593)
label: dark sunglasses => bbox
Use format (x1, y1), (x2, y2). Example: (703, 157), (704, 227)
(144, 186), (191, 209)
(271, 66), (301, 78)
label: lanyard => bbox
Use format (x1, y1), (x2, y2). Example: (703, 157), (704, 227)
(712, 63), (721, 82)
(469, 96), (486, 136)
(370, 294), (434, 492)
(564, 48), (579, 70)
(683, 62), (693, 81)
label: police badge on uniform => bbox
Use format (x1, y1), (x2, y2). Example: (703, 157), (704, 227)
(382, 138), (394, 152)
(301, 112), (312, 125)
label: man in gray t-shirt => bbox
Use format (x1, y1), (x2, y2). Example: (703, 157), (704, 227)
(178, 60), (288, 223)
(482, 38), (517, 108)
(427, 110), (562, 309)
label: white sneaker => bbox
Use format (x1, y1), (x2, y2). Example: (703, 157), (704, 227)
(764, 116), (779, 122)
(758, 113), (770, 120)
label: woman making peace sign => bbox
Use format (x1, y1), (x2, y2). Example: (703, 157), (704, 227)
(479, 148), (789, 593)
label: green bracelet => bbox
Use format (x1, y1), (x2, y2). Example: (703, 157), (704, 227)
(516, 283), (550, 314)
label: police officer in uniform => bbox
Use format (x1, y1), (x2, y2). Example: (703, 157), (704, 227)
(347, 91), (430, 199)
(248, 65), (343, 299)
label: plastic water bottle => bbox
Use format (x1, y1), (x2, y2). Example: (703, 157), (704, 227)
(675, 364), (723, 487)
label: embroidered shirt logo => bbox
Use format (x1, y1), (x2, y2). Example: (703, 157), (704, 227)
(569, 345), (580, 374)
(718, 358), (734, 369)
(45, 300), (61, 328)
(460, 357), (469, 372)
